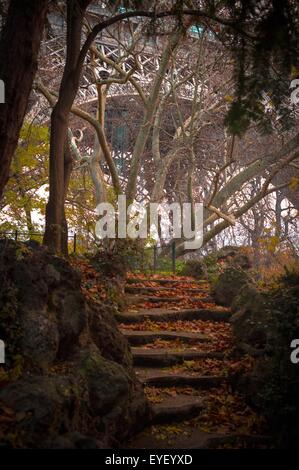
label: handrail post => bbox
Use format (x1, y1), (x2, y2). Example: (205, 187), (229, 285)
(172, 241), (176, 274)
(73, 232), (77, 253)
(153, 245), (158, 273)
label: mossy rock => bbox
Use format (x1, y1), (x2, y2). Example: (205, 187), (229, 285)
(0, 240), (150, 448)
(230, 284), (272, 352)
(212, 266), (250, 306)
(180, 259), (204, 278)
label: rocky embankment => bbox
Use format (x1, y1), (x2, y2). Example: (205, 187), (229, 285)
(0, 240), (150, 448)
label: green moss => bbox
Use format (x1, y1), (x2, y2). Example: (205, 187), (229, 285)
(0, 282), (24, 374)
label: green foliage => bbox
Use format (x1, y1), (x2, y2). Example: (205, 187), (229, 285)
(0, 247), (24, 378)
(17, 122), (49, 166)
(224, 101), (253, 137)
(201, 247), (252, 285)
(65, 168), (97, 242)
(282, 264), (299, 287)
(123, 240), (155, 273)
(201, 253), (222, 285)
(1, 121), (49, 232)
(90, 239), (148, 278)
(223, 0), (299, 135)
(256, 271), (299, 447)
(180, 259), (204, 278)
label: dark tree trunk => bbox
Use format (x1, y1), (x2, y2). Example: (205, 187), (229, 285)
(43, 0), (90, 254)
(0, 0), (48, 199)
(43, 1), (168, 253)
(61, 142), (73, 255)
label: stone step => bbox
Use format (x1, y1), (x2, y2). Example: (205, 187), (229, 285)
(125, 285), (208, 295)
(116, 307), (231, 324)
(135, 368), (225, 388)
(124, 427), (226, 449)
(132, 348), (224, 367)
(121, 329), (210, 345)
(151, 395), (204, 424)
(126, 294), (212, 304)
(125, 428), (271, 449)
(205, 433), (272, 449)
(127, 278), (207, 285)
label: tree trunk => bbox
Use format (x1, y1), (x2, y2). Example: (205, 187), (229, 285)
(61, 142), (74, 256)
(274, 190), (283, 239)
(126, 25), (186, 203)
(0, 0), (48, 199)
(43, 0), (90, 253)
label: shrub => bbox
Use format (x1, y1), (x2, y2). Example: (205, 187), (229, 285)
(257, 274), (299, 447)
(180, 259), (204, 278)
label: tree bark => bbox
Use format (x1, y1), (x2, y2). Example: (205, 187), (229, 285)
(43, 0), (90, 253)
(212, 131), (299, 211)
(126, 25), (186, 203)
(61, 141), (74, 255)
(0, 0), (48, 199)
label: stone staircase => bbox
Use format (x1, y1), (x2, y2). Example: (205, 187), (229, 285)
(117, 274), (268, 449)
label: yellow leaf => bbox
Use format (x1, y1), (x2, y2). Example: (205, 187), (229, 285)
(291, 65), (299, 79)
(224, 95), (234, 103)
(289, 176), (299, 191)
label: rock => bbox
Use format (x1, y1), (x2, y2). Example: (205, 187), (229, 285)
(0, 375), (76, 448)
(181, 259), (204, 278)
(77, 346), (130, 416)
(229, 272), (299, 447)
(24, 239), (40, 249)
(88, 304), (133, 368)
(230, 284), (272, 353)
(215, 246), (252, 270)
(0, 240), (151, 448)
(21, 308), (59, 369)
(76, 343), (150, 442)
(63, 432), (99, 449)
(52, 289), (87, 359)
(48, 436), (76, 449)
(45, 264), (61, 283)
(213, 267), (250, 306)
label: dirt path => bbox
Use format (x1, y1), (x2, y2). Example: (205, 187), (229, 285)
(118, 274), (269, 449)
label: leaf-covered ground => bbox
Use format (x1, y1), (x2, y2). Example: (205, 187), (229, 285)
(120, 319), (232, 344)
(63, 264), (268, 448)
(122, 273), (269, 448)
